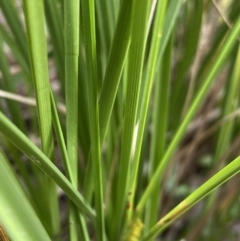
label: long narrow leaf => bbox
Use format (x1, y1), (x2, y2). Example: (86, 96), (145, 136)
(0, 111), (95, 220)
(82, 0), (105, 239)
(112, 0), (152, 239)
(98, 0), (132, 143)
(0, 151), (51, 241)
(127, 0), (169, 224)
(23, 0), (60, 235)
(141, 155), (240, 240)
(135, 16), (240, 217)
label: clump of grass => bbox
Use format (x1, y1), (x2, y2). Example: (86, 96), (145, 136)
(0, 0), (240, 241)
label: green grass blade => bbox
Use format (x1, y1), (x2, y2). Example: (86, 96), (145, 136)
(202, 44), (240, 220)
(98, 0), (132, 144)
(0, 151), (51, 241)
(82, 0), (105, 239)
(23, 0), (60, 235)
(82, 0), (133, 207)
(64, 1), (90, 237)
(95, 0), (116, 83)
(112, 0), (152, 239)
(98, 0), (115, 53)
(44, 0), (65, 85)
(78, 22), (90, 161)
(23, 0), (53, 161)
(50, 91), (74, 182)
(135, 16), (240, 217)
(64, 0), (79, 186)
(141, 154), (240, 240)
(126, 0), (168, 223)
(156, 0), (182, 64)
(0, 111), (95, 220)
(144, 35), (172, 235)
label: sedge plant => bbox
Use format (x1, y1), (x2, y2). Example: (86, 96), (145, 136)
(0, 0), (240, 241)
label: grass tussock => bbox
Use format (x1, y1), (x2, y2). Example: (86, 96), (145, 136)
(0, 0), (240, 241)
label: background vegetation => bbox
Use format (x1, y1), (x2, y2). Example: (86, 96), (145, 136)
(0, 0), (240, 240)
